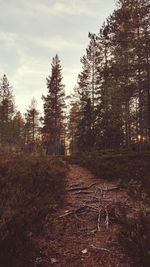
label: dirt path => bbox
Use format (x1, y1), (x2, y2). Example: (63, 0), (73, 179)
(34, 165), (139, 267)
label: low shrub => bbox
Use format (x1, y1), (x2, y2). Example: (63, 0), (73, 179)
(118, 210), (150, 267)
(68, 152), (150, 201)
(0, 155), (67, 267)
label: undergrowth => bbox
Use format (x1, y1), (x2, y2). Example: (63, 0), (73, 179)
(0, 155), (67, 267)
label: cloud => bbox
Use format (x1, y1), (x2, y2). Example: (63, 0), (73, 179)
(0, 0), (116, 112)
(4, 0), (112, 17)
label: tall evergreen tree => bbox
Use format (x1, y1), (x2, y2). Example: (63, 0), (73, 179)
(68, 100), (79, 154)
(42, 55), (65, 155)
(75, 54), (94, 152)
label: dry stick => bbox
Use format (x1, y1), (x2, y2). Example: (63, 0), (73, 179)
(75, 190), (94, 195)
(79, 227), (97, 232)
(87, 182), (98, 188)
(97, 186), (120, 192)
(82, 204), (98, 212)
(58, 202), (102, 219)
(58, 206), (87, 219)
(67, 182), (98, 192)
(67, 186), (89, 192)
(69, 182), (84, 187)
(105, 207), (109, 229)
(90, 244), (111, 253)
(58, 210), (74, 218)
(96, 186), (103, 232)
(97, 208), (101, 232)
(84, 204), (100, 211)
(78, 201), (100, 212)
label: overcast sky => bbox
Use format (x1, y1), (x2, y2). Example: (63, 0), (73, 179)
(0, 0), (116, 113)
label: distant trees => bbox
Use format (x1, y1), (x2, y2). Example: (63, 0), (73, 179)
(0, 55), (66, 155)
(12, 111), (25, 148)
(25, 98), (39, 145)
(0, 74), (41, 152)
(42, 54), (66, 155)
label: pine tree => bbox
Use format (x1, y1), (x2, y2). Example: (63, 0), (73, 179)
(115, 0), (150, 145)
(69, 0), (150, 152)
(0, 74), (15, 145)
(68, 100), (79, 154)
(42, 55), (65, 155)
(75, 54), (94, 152)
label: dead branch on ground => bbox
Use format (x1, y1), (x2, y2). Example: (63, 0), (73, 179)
(90, 244), (111, 252)
(97, 208), (101, 232)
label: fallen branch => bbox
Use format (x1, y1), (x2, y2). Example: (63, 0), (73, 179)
(88, 182), (98, 188)
(67, 182), (98, 192)
(75, 190), (94, 194)
(97, 209), (101, 232)
(90, 244), (111, 253)
(58, 206), (87, 218)
(58, 202), (102, 219)
(79, 202), (102, 212)
(105, 208), (109, 229)
(67, 186), (89, 192)
(69, 182), (84, 188)
(58, 210), (74, 218)
(97, 186), (120, 192)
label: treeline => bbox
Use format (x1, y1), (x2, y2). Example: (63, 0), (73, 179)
(0, 74), (40, 152)
(68, 0), (150, 153)
(0, 55), (66, 155)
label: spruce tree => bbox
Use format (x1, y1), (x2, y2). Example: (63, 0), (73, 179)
(42, 55), (65, 155)
(68, 100), (79, 154)
(76, 54), (94, 152)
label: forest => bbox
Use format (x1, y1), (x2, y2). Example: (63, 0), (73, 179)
(0, 0), (150, 266)
(0, 0), (150, 155)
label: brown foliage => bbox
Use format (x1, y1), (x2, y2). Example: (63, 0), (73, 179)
(0, 155), (67, 267)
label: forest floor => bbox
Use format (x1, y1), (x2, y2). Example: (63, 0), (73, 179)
(33, 164), (141, 267)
